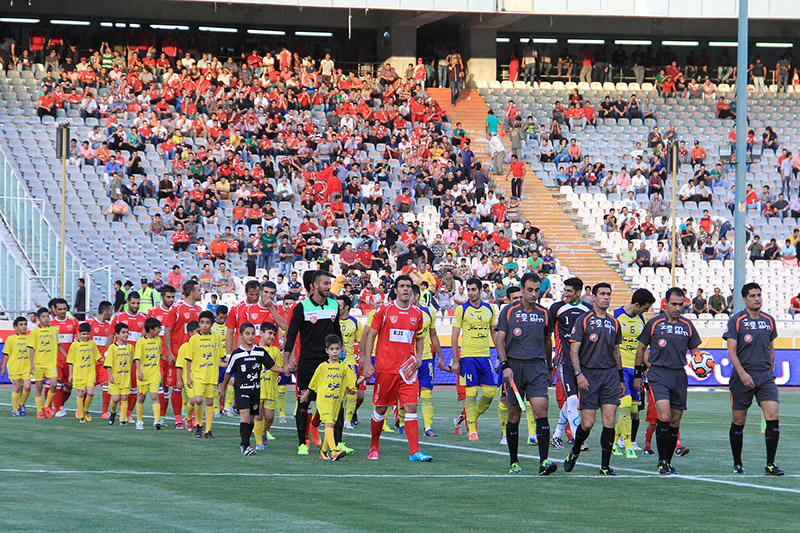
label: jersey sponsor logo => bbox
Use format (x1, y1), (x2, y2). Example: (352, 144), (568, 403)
(658, 338), (667, 347)
(389, 328), (414, 343)
(744, 334), (753, 343)
(513, 327), (522, 336)
(589, 333), (598, 342)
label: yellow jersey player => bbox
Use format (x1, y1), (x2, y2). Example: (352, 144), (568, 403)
(612, 289), (655, 458)
(451, 277), (498, 441)
(211, 305), (232, 416)
(254, 321), (283, 449)
(66, 323), (101, 423)
(412, 285), (444, 437)
(105, 323), (134, 427)
(133, 318), (164, 430)
(186, 311), (226, 439)
(338, 295), (365, 430)
(300, 334), (357, 461)
(29, 308), (60, 418)
(175, 321), (200, 433)
(2, 317), (33, 417)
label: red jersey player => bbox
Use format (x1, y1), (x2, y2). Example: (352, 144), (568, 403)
(50, 298), (80, 416)
(146, 285), (178, 424)
(362, 275), (432, 462)
(108, 291), (146, 421)
(87, 301), (113, 417)
(244, 281), (287, 347)
(163, 282), (202, 427)
(225, 279), (261, 355)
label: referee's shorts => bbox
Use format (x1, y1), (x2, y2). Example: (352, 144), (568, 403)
(505, 358), (550, 406)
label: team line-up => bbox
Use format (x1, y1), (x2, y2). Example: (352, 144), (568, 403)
(0, 270), (785, 475)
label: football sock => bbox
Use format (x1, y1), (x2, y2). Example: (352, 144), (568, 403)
(196, 401), (204, 426)
(565, 395), (580, 437)
(205, 405), (214, 432)
(171, 389), (183, 421)
(44, 389), (55, 408)
(62, 387), (72, 409)
(84, 395), (93, 414)
(464, 388), (478, 431)
(136, 402), (144, 423)
(127, 391), (137, 418)
(645, 423), (655, 449)
(120, 400), (127, 422)
(20, 388), (30, 406)
(158, 387), (169, 416)
(631, 417), (640, 443)
(277, 385), (286, 417)
(110, 400), (118, 414)
(311, 410), (321, 427)
(296, 400), (309, 445)
(476, 386), (496, 417)
(333, 407), (344, 443)
(11, 391), (20, 412)
(730, 422), (744, 465)
(35, 394), (43, 414)
(370, 410), (385, 449)
(507, 421), (520, 464)
(76, 396), (85, 418)
(152, 402), (161, 422)
(498, 400), (508, 436)
(667, 426), (680, 463)
(600, 426), (615, 468)
(553, 402), (567, 439)
(225, 384), (234, 410)
(526, 409), (537, 440)
(405, 412), (420, 455)
(761, 412), (766, 435)
(323, 426), (336, 453)
(571, 424), (591, 456)
(254, 419), (264, 445)
(617, 398), (632, 450)
(345, 391), (357, 423)
(240, 422), (252, 448)
(52, 385), (63, 411)
(102, 387), (111, 414)
(765, 420), (780, 465)
(536, 418), (550, 461)
(398, 407), (406, 426)
(655, 420), (670, 461)
(420, 390), (434, 430)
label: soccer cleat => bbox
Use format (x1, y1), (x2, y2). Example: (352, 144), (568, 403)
(36, 412), (45, 419)
(309, 424), (322, 447)
(424, 428), (438, 437)
(563, 452), (578, 472)
(101, 412), (109, 419)
(79, 417), (85, 423)
(43, 406), (54, 418)
(642, 448), (655, 456)
(539, 459), (558, 476)
(733, 464), (745, 475)
(508, 462), (523, 475)
(344, 421), (354, 429)
(108, 412), (116, 425)
(675, 446), (690, 457)
(550, 437), (564, 449)
(658, 460), (671, 475)
(255, 444), (265, 451)
(266, 431), (276, 441)
(453, 416), (463, 435)
(175, 421), (184, 430)
(528, 435), (538, 446)
(213, 410), (221, 418)
(625, 449), (637, 459)
(632, 442), (642, 451)
(409, 451), (433, 462)
(119, 421), (128, 427)
(352, 411), (359, 425)
(468, 432), (479, 441)
(194, 425), (203, 438)
(154, 420), (162, 430)
(54, 408), (67, 418)
(204, 432), (215, 439)
(367, 447), (380, 460)
(279, 416), (287, 424)
(19, 405), (26, 416)
(242, 446), (256, 456)
(185, 420), (194, 433)
(336, 442), (354, 456)
(135, 421), (144, 430)
(297, 444), (309, 456)
(319, 450), (332, 460)
(223, 407), (235, 417)
(580, 443), (590, 452)
(398, 426), (405, 435)
(668, 464), (679, 475)
(84, 412), (92, 422)
(331, 449), (347, 461)
(598, 466), (618, 476)
(612, 443), (623, 456)
(160, 417), (167, 426)
(499, 435), (508, 445)
(382, 423), (395, 433)
(765, 464), (785, 476)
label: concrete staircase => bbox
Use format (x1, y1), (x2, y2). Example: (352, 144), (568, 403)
(428, 87), (633, 302)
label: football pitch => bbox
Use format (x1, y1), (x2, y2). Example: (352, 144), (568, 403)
(1, 388), (799, 532)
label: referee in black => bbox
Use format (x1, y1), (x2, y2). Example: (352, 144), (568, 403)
(723, 282), (783, 476)
(496, 273), (557, 476)
(283, 270), (343, 455)
(634, 287), (702, 476)
(563, 282), (624, 476)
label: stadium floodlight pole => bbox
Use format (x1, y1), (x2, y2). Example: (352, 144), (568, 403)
(670, 144), (677, 286)
(55, 122), (70, 298)
(733, 0), (748, 314)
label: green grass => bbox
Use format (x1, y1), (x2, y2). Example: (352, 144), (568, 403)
(1, 388), (799, 531)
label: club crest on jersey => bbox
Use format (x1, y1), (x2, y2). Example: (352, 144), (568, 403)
(589, 333), (598, 342)
(744, 334), (753, 343)
(658, 338), (667, 347)
(184, 313), (191, 319)
(390, 315), (398, 324)
(409, 317), (418, 325)
(513, 327), (522, 336)
(310, 315), (318, 323)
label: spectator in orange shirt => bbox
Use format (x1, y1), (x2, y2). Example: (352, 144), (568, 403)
(690, 140), (707, 167)
(209, 233), (228, 262)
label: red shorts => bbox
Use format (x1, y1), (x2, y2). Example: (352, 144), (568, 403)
(57, 355), (71, 385)
(373, 372), (419, 407)
(95, 361), (108, 384)
(160, 359), (178, 387)
(456, 381), (466, 402)
(554, 368), (565, 408)
(645, 387), (658, 425)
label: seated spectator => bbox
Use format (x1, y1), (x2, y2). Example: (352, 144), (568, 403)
(717, 236), (732, 260)
(692, 289), (708, 315)
(150, 213), (165, 236)
(635, 242), (651, 268)
(789, 292), (800, 317)
(652, 241), (670, 267)
(715, 96), (735, 119)
(172, 222), (190, 252)
(617, 241), (636, 269)
(763, 126), (779, 152)
(763, 238), (780, 260)
(700, 236), (717, 261)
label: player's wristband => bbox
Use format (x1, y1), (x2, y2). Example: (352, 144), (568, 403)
(574, 369), (582, 376)
(618, 369), (625, 382)
(634, 365), (644, 379)
(501, 361), (510, 370)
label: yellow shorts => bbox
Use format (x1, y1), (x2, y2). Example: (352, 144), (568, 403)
(316, 398), (344, 425)
(33, 366), (57, 380)
(73, 380), (94, 391)
(108, 384), (131, 396)
(138, 380), (159, 394)
(193, 383), (215, 398)
(9, 371), (32, 381)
